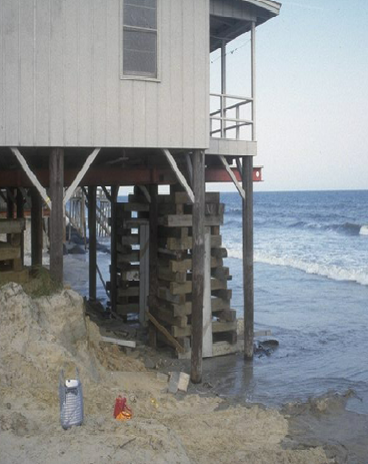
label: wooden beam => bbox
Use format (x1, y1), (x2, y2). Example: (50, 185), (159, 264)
(88, 186), (97, 300)
(6, 188), (16, 218)
(191, 150), (205, 384)
(101, 186), (112, 202)
(110, 186), (119, 312)
(31, 188), (43, 266)
(49, 149), (64, 283)
(184, 153), (193, 186)
(10, 147), (51, 209)
(243, 156), (254, 359)
(162, 149), (195, 204)
(100, 336), (136, 349)
(219, 155), (245, 200)
(63, 148), (100, 206)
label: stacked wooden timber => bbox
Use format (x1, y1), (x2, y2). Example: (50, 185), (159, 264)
(0, 219), (29, 284)
(114, 189), (150, 323)
(153, 190), (237, 356)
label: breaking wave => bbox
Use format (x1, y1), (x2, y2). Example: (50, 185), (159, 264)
(289, 221), (365, 236)
(227, 249), (368, 286)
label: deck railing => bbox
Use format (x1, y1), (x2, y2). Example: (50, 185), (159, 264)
(210, 93), (253, 140)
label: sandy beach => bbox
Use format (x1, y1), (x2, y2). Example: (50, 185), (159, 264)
(2, 282), (366, 464)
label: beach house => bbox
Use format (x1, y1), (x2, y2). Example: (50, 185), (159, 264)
(0, 0), (280, 381)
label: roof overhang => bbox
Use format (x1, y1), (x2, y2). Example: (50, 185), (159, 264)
(210, 0), (281, 52)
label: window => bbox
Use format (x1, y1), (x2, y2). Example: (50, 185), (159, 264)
(123, 0), (157, 78)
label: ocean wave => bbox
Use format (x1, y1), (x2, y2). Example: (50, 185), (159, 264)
(289, 221), (364, 236)
(226, 249), (368, 286)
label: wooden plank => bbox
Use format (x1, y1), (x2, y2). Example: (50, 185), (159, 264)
(191, 150), (205, 384)
(139, 223), (150, 326)
(203, 227), (213, 357)
(11, 148), (51, 209)
(124, 218), (149, 228)
(117, 286), (140, 297)
(212, 247), (228, 258)
(211, 298), (230, 312)
(163, 149), (195, 203)
(0, 243), (21, 261)
(0, 219), (25, 234)
(212, 267), (231, 281)
(63, 149), (101, 206)
(157, 287), (186, 305)
(100, 336), (136, 349)
(164, 235), (222, 251)
(243, 156), (254, 359)
(173, 321), (237, 338)
(0, 269), (29, 285)
(159, 192), (219, 205)
(49, 149), (64, 283)
(121, 203), (150, 212)
(31, 188), (43, 266)
(121, 235), (139, 246)
(157, 307), (188, 328)
(158, 267), (187, 283)
(166, 256), (223, 272)
(146, 311), (185, 354)
(158, 214), (223, 228)
(170, 281), (192, 295)
(88, 186), (97, 300)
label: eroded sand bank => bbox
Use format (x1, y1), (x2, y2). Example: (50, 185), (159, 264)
(0, 283), (360, 463)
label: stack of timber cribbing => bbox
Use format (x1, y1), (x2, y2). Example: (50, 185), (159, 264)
(0, 219), (29, 284)
(114, 189), (150, 322)
(153, 189), (237, 356)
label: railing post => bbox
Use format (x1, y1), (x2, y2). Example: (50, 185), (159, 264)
(236, 105), (240, 140)
(251, 21), (256, 141)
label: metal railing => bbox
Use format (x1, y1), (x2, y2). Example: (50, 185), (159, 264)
(210, 93), (253, 140)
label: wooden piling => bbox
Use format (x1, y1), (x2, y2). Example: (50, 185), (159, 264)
(49, 148), (64, 283)
(110, 185), (119, 312)
(242, 156), (254, 359)
(31, 187), (43, 266)
(88, 186), (97, 300)
(190, 150), (205, 384)
(148, 184), (158, 347)
(16, 189), (24, 262)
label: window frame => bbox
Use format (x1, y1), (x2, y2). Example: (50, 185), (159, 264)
(120, 0), (161, 82)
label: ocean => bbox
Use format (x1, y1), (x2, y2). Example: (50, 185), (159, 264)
(64, 189), (368, 413)
(218, 190), (368, 413)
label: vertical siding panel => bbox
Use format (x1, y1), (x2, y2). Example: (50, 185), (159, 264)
(92, 0), (107, 146)
(120, 80), (134, 147)
(19, 0), (35, 145)
(156, 0), (170, 148)
(34, 0), (50, 146)
(132, 81), (146, 147)
(194, 0), (208, 147)
(64, 0), (78, 145)
(49, 0), (64, 146)
(106, 0), (120, 146)
(145, 83), (158, 147)
(182, 0), (195, 148)
(205, 0), (210, 146)
(4, 0), (20, 145)
(78, 0), (92, 146)
(169, 0), (183, 148)
(0, 0), (5, 144)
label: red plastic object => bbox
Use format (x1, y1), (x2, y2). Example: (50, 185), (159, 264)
(113, 396), (133, 420)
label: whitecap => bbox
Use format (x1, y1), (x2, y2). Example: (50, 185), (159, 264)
(359, 225), (368, 236)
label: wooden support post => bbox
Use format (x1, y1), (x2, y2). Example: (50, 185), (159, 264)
(88, 186), (97, 300)
(7, 188), (15, 218)
(190, 150), (205, 384)
(148, 184), (158, 347)
(16, 189), (24, 262)
(49, 148), (64, 283)
(242, 156), (254, 359)
(31, 187), (43, 266)
(110, 186), (119, 312)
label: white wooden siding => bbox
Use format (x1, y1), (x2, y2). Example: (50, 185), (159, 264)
(0, 0), (209, 149)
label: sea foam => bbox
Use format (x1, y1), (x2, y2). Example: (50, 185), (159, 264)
(359, 225), (368, 236)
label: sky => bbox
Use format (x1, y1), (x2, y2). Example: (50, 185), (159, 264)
(210, 0), (368, 192)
